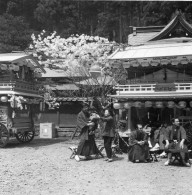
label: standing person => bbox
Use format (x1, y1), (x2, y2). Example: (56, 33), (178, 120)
(164, 118), (190, 167)
(101, 109), (115, 162)
(128, 124), (150, 163)
(74, 103), (100, 162)
(158, 123), (168, 157)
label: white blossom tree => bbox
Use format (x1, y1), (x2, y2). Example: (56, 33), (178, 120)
(29, 31), (124, 110)
(30, 31), (114, 74)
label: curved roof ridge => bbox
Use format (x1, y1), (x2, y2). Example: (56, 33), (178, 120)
(148, 13), (192, 42)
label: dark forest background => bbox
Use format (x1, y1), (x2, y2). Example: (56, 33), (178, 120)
(1, 0), (192, 52)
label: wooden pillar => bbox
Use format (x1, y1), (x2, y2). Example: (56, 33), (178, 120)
(127, 108), (131, 134)
(56, 110), (60, 127)
(174, 107), (176, 118)
(119, 109), (123, 120)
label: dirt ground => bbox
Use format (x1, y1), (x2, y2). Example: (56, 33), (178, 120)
(0, 137), (192, 195)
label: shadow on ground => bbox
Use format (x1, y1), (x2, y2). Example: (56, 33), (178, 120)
(3, 136), (80, 149)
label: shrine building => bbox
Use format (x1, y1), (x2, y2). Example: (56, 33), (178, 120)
(109, 12), (192, 133)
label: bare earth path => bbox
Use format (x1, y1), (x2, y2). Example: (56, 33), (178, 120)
(0, 137), (192, 195)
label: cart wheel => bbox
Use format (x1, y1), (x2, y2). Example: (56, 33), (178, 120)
(0, 123), (9, 148)
(15, 130), (35, 143)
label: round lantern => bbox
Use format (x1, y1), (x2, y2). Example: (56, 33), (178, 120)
(113, 102), (124, 109)
(161, 59), (169, 65)
(178, 101), (186, 108)
(124, 102), (132, 109)
(155, 101), (163, 108)
(150, 60), (160, 66)
(0, 96), (8, 102)
(14, 65), (20, 71)
(35, 72), (42, 78)
(167, 101), (175, 108)
(1, 64), (8, 70)
(134, 101), (142, 108)
(145, 101), (153, 107)
(89, 64), (101, 78)
(9, 64), (16, 70)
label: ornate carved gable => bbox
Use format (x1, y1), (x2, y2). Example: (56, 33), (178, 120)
(149, 12), (192, 41)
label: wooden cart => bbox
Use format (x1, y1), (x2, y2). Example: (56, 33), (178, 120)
(0, 52), (45, 147)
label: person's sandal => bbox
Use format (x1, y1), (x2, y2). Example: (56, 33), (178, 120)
(75, 155), (80, 162)
(164, 160), (170, 166)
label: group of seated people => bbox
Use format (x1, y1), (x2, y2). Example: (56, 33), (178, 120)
(128, 118), (191, 167)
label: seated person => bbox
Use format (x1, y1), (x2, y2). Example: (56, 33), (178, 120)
(128, 124), (150, 163)
(164, 118), (190, 167)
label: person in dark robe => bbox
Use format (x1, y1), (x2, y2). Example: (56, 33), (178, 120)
(128, 124), (150, 163)
(75, 103), (100, 162)
(164, 118), (190, 167)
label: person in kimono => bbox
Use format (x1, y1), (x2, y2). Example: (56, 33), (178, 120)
(75, 103), (100, 162)
(101, 108), (115, 162)
(128, 124), (150, 163)
(164, 118), (190, 167)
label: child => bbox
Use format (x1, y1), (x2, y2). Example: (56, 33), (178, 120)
(88, 108), (100, 135)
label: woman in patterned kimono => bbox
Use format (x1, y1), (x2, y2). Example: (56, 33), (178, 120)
(128, 124), (150, 163)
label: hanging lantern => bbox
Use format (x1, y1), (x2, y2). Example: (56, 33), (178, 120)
(145, 101), (153, 107)
(161, 58), (169, 65)
(134, 101), (142, 108)
(122, 62), (131, 68)
(1, 64), (8, 70)
(167, 101), (175, 108)
(171, 59), (179, 66)
(178, 101), (186, 108)
(30, 66), (35, 71)
(190, 101), (192, 107)
(0, 96), (8, 102)
(113, 102), (124, 109)
(124, 102), (132, 109)
(155, 101), (163, 108)
(138, 58), (150, 67)
(150, 60), (160, 66)
(181, 59), (189, 65)
(178, 56), (189, 65)
(131, 60), (139, 67)
(13, 65), (20, 71)
(35, 72), (42, 78)
(9, 64), (16, 70)
(89, 64), (101, 78)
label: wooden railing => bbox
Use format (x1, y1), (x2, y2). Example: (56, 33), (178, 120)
(115, 84), (156, 94)
(175, 83), (192, 91)
(115, 82), (192, 95)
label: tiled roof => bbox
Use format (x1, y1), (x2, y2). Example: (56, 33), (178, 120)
(0, 52), (45, 73)
(76, 76), (117, 86)
(128, 32), (158, 46)
(42, 67), (89, 78)
(44, 84), (79, 91)
(149, 13), (192, 41)
(128, 13), (192, 46)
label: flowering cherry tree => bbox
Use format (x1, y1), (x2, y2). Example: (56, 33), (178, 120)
(30, 31), (124, 110)
(30, 31), (114, 76)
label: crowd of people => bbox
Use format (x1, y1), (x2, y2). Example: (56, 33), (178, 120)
(73, 102), (191, 167)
